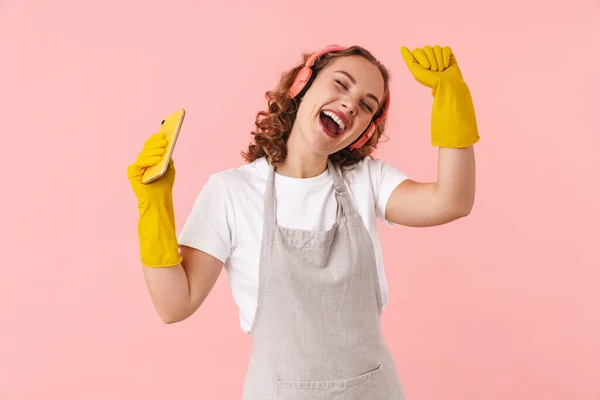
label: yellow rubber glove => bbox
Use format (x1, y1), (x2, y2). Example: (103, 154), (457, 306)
(401, 45), (480, 148)
(127, 133), (183, 267)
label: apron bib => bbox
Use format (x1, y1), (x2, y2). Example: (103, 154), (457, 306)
(241, 160), (406, 399)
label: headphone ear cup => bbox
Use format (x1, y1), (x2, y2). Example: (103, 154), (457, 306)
(289, 67), (313, 98)
(349, 123), (376, 150)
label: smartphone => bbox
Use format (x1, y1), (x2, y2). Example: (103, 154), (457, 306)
(141, 108), (186, 184)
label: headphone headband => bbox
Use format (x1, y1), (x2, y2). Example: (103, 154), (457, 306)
(304, 45), (347, 68)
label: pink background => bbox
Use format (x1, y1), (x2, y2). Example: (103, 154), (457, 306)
(1, 0), (599, 399)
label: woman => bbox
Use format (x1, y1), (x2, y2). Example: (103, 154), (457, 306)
(127, 44), (479, 399)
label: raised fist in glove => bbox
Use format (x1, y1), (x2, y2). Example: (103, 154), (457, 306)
(401, 45), (480, 148)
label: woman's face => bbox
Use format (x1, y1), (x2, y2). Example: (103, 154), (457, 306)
(292, 55), (385, 156)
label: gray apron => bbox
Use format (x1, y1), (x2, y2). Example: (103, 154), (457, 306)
(241, 160), (406, 399)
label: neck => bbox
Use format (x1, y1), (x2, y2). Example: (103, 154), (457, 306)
(275, 128), (328, 178)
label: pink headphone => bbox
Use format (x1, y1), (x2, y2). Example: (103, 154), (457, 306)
(288, 45), (390, 151)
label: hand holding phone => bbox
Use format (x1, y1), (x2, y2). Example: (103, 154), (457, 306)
(126, 109), (186, 268)
(141, 108), (185, 184)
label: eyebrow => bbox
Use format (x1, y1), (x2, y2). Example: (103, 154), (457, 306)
(334, 70), (381, 107)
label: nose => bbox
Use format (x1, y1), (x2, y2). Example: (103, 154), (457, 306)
(340, 96), (358, 116)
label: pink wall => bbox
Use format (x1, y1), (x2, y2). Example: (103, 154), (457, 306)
(1, 0), (598, 398)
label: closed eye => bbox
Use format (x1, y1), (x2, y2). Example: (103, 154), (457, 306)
(335, 79), (374, 113)
(335, 80), (347, 90)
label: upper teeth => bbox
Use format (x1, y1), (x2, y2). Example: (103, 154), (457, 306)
(323, 111), (346, 131)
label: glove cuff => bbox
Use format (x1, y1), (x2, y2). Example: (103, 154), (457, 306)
(430, 79), (480, 148)
(137, 196), (183, 268)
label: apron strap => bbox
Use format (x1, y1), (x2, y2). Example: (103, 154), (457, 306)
(327, 160), (357, 217)
(264, 162), (277, 225)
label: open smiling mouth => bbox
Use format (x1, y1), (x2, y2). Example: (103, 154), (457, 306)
(319, 110), (347, 138)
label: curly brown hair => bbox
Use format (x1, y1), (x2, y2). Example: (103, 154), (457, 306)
(241, 45), (391, 168)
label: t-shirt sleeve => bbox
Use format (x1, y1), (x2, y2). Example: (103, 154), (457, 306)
(177, 174), (234, 263)
(369, 158), (410, 225)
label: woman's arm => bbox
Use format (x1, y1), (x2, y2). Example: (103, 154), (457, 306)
(385, 145), (475, 227)
(386, 45), (479, 227)
(142, 246), (223, 324)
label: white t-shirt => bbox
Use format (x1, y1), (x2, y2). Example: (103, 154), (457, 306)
(177, 156), (409, 333)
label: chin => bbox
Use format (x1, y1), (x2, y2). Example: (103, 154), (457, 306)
(306, 128), (341, 156)
(307, 138), (335, 156)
